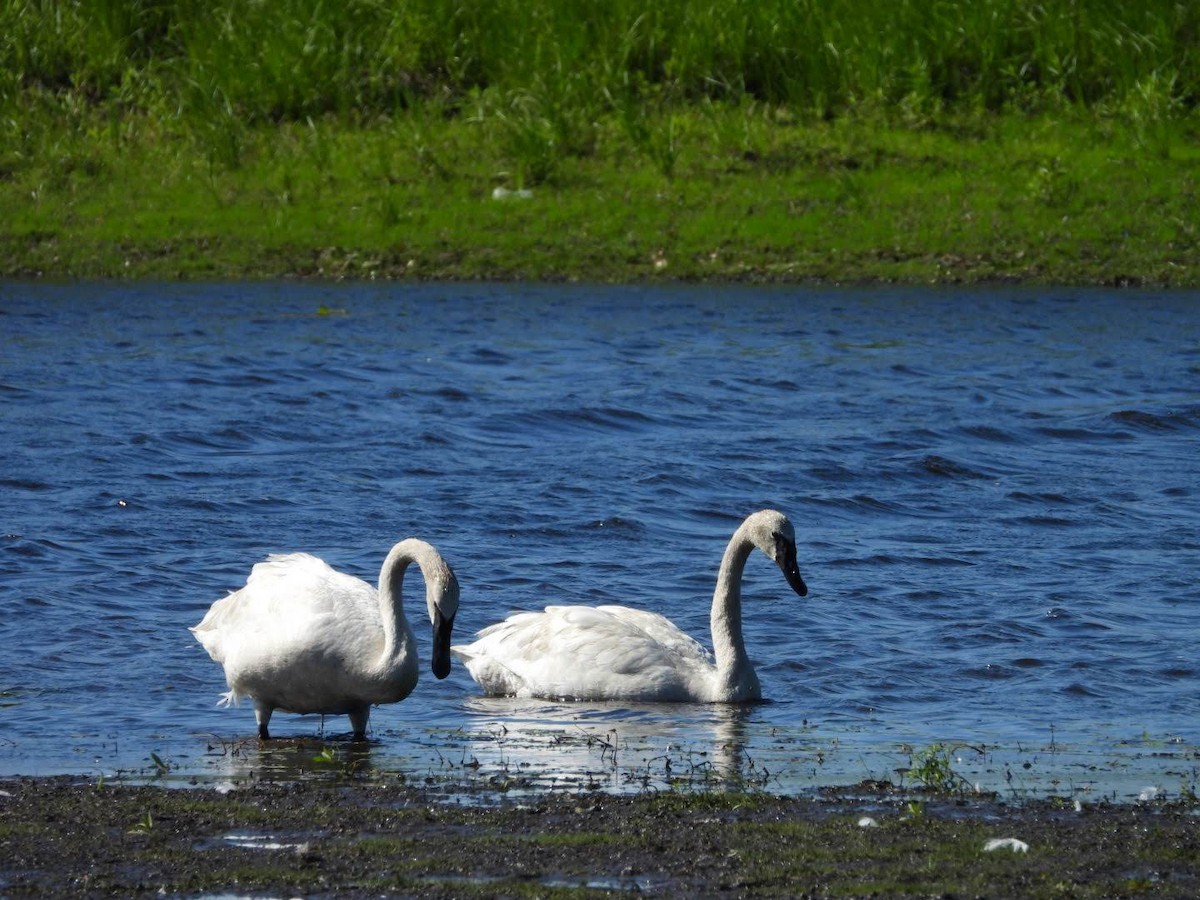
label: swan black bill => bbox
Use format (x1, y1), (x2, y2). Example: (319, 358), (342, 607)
(431, 609), (455, 679)
(777, 540), (808, 597)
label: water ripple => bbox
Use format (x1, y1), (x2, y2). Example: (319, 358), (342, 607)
(916, 454), (995, 480)
(0, 284), (1197, 795)
(1109, 405), (1200, 431)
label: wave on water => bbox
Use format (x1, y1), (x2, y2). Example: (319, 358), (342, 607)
(1108, 405), (1200, 431)
(1006, 491), (1076, 505)
(959, 424), (1023, 444)
(483, 405), (666, 437)
(1002, 514), (1080, 527)
(1031, 424), (1134, 442)
(916, 454), (995, 480)
(0, 478), (55, 492)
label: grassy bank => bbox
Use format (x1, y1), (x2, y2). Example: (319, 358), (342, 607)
(3, 1), (1199, 284)
(4, 777), (1200, 897)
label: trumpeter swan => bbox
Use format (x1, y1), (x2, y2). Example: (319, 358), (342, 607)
(192, 538), (459, 739)
(451, 510), (806, 702)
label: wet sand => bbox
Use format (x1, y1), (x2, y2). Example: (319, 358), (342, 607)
(3, 776), (1198, 897)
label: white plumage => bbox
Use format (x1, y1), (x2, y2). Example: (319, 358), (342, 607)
(192, 538), (459, 739)
(452, 510), (807, 703)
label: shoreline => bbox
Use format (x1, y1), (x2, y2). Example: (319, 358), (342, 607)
(5, 111), (1198, 288)
(3, 774), (1199, 897)
(7, 714), (1195, 810)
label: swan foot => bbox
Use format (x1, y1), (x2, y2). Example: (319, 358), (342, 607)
(348, 707), (370, 742)
(254, 703), (273, 740)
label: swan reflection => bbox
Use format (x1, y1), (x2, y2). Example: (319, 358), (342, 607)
(201, 731), (376, 786)
(195, 700), (807, 794)
(443, 698), (763, 791)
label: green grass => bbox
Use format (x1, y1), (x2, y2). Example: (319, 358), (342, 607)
(7, 0), (1198, 120)
(4, 105), (1196, 284)
(3, 1), (1199, 283)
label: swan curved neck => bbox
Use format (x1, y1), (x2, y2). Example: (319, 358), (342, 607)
(710, 531), (755, 683)
(377, 539), (439, 662)
(376, 535), (451, 672)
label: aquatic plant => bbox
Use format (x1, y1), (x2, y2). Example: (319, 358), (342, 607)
(1178, 775), (1200, 805)
(308, 744), (371, 777)
(149, 752), (171, 777)
(904, 743), (977, 795)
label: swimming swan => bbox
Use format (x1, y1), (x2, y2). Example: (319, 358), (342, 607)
(191, 538), (460, 740)
(451, 510), (807, 703)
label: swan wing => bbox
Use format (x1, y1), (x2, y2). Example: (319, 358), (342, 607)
(452, 604), (713, 701)
(594, 605), (710, 661)
(191, 553), (381, 672)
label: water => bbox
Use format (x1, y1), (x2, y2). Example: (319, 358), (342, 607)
(2, 282), (1198, 801)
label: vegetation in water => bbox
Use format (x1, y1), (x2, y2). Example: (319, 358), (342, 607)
(2, 0), (1199, 283)
(905, 743), (977, 795)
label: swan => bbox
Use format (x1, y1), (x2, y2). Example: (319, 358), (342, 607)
(191, 538), (459, 740)
(451, 509), (806, 703)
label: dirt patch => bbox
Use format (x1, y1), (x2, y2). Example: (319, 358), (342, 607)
(2, 776), (1198, 897)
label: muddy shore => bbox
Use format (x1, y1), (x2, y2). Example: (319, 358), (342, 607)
(2, 776), (1198, 897)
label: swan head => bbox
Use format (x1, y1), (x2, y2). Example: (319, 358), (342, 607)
(746, 509), (808, 598)
(428, 565), (460, 680)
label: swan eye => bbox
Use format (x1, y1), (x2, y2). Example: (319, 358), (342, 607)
(771, 530), (795, 560)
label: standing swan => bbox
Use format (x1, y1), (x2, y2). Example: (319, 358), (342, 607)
(452, 510), (806, 703)
(192, 538), (459, 740)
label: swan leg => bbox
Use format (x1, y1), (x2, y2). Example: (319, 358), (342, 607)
(348, 706), (370, 741)
(254, 702), (273, 740)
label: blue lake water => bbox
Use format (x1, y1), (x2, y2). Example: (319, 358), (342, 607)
(1, 281), (1198, 801)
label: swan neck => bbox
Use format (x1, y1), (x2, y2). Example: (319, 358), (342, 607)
(711, 532), (754, 678)
(377, 539), (452, 667)
(377, 548), (413, 662)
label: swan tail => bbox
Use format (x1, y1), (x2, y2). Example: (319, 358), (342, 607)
(450, 644), (489, 666)
(451, 649), (527, 697)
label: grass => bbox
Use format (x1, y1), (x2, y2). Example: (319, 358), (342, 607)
(7, 0), (1197, 120)
(5, 106), (1196, 284)
(2, 1), (1199, 283)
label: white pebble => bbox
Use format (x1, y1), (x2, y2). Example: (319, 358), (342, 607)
(983, 838), (1029, 853)
(492, 186), (533, 200)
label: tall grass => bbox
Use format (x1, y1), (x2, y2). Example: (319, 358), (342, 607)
(7, 0), (1198, 110)
(3, 0), (1198, 177)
